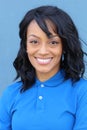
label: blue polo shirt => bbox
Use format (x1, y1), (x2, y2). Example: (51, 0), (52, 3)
(0, 70), (87, 130)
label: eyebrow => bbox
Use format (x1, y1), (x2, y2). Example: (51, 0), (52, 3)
(27, 34), (59, 39)
(49, 35), (59, 38)
(27, 34), (40, 39)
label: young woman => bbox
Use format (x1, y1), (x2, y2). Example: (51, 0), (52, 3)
(0, 5), (87, 130)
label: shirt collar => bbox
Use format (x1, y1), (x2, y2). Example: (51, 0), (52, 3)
(36, 69), (65, 87)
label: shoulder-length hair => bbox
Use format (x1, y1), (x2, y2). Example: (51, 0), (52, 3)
(13, 5), (85, 92)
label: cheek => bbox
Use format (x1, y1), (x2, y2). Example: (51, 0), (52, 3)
(54, 49), (63, 58)
(53, 44), (63, 57)
(26, 49), (33, 61)
(26, 47), (34, 55)
(26, 48), (37, 64)
(26, 44), (38, 54)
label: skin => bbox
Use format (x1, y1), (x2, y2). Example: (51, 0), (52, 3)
(26, 20), (63, 81)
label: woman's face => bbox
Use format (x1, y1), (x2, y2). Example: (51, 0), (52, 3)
(26, 20), (63, 81)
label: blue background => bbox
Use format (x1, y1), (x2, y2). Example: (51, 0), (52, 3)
(0, 0), (87, 95)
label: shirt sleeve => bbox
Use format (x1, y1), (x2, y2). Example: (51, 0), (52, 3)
(73, 80), (87, 130)
(0, 89), (12, 130)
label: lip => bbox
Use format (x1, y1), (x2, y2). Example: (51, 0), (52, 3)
(35, 57), (52, 65)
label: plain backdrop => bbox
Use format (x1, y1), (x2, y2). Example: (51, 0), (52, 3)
(0, 0), (87, 95)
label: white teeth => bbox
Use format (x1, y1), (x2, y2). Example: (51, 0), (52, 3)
(36, 58), (52, 64)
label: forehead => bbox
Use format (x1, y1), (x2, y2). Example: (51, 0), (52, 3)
(45, 19), (57, 33)
(27, 19), (57, 35)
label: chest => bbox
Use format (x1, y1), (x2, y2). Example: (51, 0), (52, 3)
(11, 85), (76, 130)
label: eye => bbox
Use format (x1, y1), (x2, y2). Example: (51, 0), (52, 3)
(27, 39), (39, 46)
(49, 41), (59, 45)
(30, 40), (38, 44)
(51, 41), (58, 44)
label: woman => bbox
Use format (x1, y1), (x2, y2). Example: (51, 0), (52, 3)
(0, 5), (87, 130)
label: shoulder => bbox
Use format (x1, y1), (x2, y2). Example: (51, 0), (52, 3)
(0, 81), (23, 104)
(74, 78), (87, 89)
(65, 78), (87, 98)
(73, 78), (87, 100)
(0, 81), (23, 114)
(2, 81), (22, 96)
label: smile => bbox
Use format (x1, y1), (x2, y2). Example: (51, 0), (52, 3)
(36, 58), (52, 65)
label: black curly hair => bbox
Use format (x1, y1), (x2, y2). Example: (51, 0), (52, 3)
(13, 5), (85, 92)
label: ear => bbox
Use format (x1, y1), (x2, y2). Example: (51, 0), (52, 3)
(62, 54), (64, 61)
(63, 50), (66, 54)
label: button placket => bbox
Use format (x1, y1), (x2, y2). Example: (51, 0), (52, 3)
(38, 84), (44, 101)
(40, 84), (44, 88)
(38, 95), (43, 100)
(36, 84), (45, 111)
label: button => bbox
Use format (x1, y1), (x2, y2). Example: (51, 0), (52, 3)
(38, 96), (43, 100)
(41, 84), (44, 88)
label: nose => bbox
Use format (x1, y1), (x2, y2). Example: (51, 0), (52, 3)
(38, 43), (49, 55)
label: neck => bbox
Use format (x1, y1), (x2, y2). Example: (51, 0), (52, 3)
(36, 69), (60, 82)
